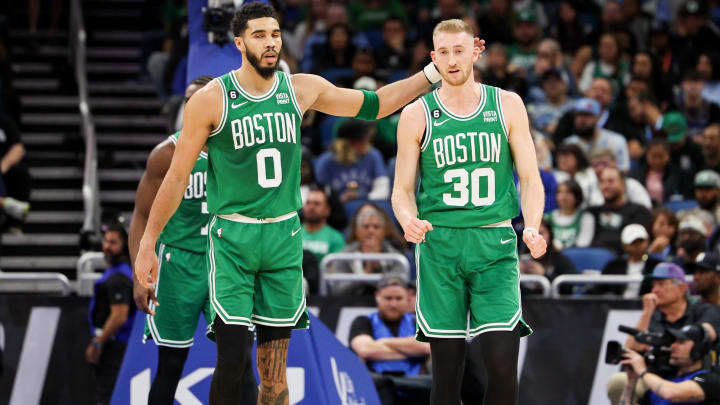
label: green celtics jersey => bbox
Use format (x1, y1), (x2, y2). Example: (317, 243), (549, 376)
(158, 132), (210, 253)
(206, 70), (303, 217)
(417, 84), (519, 228)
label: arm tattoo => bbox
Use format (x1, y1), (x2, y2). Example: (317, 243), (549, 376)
(257, 338), (291, 405)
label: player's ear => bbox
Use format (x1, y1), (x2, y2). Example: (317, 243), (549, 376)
(472, 45), (479, 62)
(234, 36), (245, 53)
(430, 50), (436, 64)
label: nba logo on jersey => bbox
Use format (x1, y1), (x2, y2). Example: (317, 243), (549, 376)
(276, 93), (289, 104)
(483, 110), (498, 122)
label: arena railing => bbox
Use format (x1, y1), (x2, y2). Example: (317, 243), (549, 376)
(76, 252), (105, 296)
(551, 274), (695, 298)
(70, 0), (101, 244)
(319, 252), (411, 296)
(0, 273), (72, 296)
(318, 253), (552, 297)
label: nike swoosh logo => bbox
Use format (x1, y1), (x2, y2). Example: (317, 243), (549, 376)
(231, 101), (248, 109)
(500, 238), (513, 244)
(291, 227), (301, 237)
(433, 118), (450, 127)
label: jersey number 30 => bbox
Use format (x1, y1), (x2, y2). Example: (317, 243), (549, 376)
(257, 148), (282, 188)
(443, 168), (495, 206)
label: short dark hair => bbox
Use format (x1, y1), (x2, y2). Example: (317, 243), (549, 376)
(556, 143), (590, 171)
(231, 2), (279, 37)
(190, 75), (214, 86)
(558, 179), (584, 209)
(683, 68), (704, 83)
(647, 138), (671, 152)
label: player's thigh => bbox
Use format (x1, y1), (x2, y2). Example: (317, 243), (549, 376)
(253, 216), (308, 329)
(465, 227), (531, 337)
(207, 217), (259, 326)
(415, 227), (469, 341)
(146, 246), (207, 346)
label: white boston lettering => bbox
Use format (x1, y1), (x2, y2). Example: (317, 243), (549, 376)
(432, 132), (502, 169)
(230, 113), (298, 150)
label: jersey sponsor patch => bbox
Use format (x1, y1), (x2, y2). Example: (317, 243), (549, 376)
(228, 90), (239, 100)
(276, 93), (289, 104)
(483, 110), (498, 122)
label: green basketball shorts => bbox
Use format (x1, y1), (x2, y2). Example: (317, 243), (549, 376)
(144, 243), (214, 347)
(207, 213), (309, 329)
(415, 225), (532, 342)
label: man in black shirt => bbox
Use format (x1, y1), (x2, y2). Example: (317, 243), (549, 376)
(589, 168), (653, 255)
(87, 224), (136, 405)
(0, 114), (30, 228)
(349, 277), (430, 405)
(620, 323), (720, 405)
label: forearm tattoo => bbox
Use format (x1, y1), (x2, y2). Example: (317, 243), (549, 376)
(257, 338), (290, 405)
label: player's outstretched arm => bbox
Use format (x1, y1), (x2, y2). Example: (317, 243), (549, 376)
(504, 90), (547, 258)
(128, 139), (174, 314)
(134, 82), (219, 288)
(391, 101), (433, 243)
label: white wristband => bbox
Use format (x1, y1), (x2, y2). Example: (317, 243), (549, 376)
(423, 62), (442, 84)
(523, 227), (538, 234)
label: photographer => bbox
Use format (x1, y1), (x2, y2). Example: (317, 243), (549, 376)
(608, 263), (720, 405)
(619, 324), (720, 404)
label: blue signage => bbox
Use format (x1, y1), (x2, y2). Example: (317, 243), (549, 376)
(111, 312), (380, 405)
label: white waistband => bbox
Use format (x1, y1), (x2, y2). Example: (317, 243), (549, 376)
(218, 211), (297, 224)
(480, 219), (512, 228)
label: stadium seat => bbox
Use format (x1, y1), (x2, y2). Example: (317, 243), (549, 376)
(562, 247), (617, 272)
(664, 199), (699, 212)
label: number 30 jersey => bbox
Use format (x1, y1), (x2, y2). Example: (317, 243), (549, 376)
(158, 132), (210, 253)
(416, 84), (519, 228)
(206, 71), (303, 217)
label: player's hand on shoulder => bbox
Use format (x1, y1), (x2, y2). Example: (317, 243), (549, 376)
(403, 217), (433, 244)
(522, 228), (547, 258)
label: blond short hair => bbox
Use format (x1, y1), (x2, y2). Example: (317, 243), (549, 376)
(432, 19), (474, 39)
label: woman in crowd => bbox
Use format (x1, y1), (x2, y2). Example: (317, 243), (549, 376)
(544, 180), (594, 250)
(553, 143), (603, 207)
(647, 207), (679, 260)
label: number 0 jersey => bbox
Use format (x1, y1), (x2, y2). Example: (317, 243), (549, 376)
(158, 132), (210, 253)
(206, 70), (303, 217)
(417, 84), (519, 228)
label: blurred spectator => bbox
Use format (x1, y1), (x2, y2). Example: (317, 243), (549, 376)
(544, 180), (594, 250)
(675, 215), (709, 265)
(146, 1), (188, 99)
(329, 204), (408, 295)
(563, 98), (631, 172)
(348, 48), (377, 86)
(301, 3), (370, 73)
(578, 33), (631, 94)
(313, 23), (356, 75)
(507, 9), (541, 73)
(681, 170), (720, 226)
(476, 0), (514, 45)
(348, 0), (408, 34)
(700, 124), (720, 172)
(697, 52), (720, 105)
(417, 0), (466, 44)
(87, 225), (136, 405)
(623, 0), (653, 51)
(589, 224), (659, 297)
(675, 69), (720, 138)
(548, 0), (594, 54)
(315, 119), (389, 203)
(662, 111), (705, 176)
(648, 207), (679, 260)
(630, 139), (691, 205)
(527, 69), (575, 135)
(626, 91), (667, 159)
(349, 277), (430, 405)
(555, 78), (642, 147)
(374, 17), (411, 82)
(481, 44), (527, 97)
(688, 254), (720, 305)
(520, 220), (577, 294)
(526, 39), (577, 101)
(301, 187), (346, 263)
(300, 151), (347, 230)
(588, 167), (653, 254)
(553, 144), (603, 208)
(590, 147), (652, 209)
(631, 51), (670, 103)
(283, 0), (329, 61)
(0, 114), (30, 232)
(671, 0), (720, 74)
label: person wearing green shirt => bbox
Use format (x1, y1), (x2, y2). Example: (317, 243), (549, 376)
(302, 187), (346, 262)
